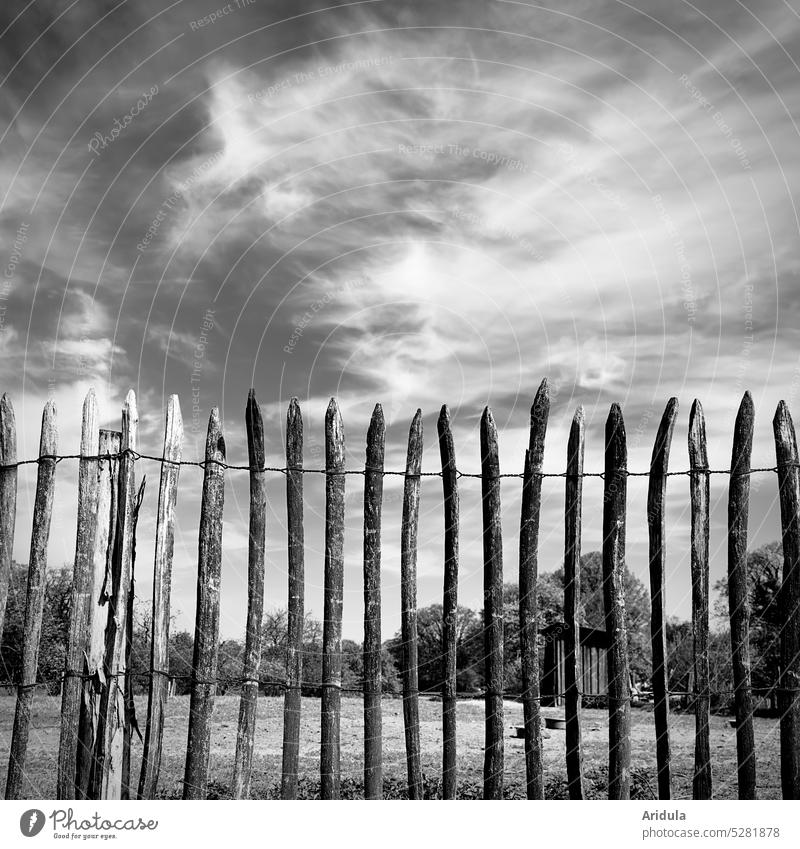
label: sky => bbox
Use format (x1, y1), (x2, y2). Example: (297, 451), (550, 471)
(1, 0), (800, 641)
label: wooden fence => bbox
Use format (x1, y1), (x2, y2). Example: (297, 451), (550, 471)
(0, 382), (799, 800)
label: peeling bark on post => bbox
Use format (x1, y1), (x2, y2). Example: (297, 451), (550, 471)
(138, 396), (183, 799)
(183, 407), (225, 800)
(363, 404), (385, 800)
(5, 401), (57, 799)
(564, 406), (585, 800)
(58, 389), (100, 799)
(647, 397), (678, 800)
(0, 394), (17, 646)
(321, 399), (345, 799)
(401, 410), (423, 799)
(773, 401), (800, 799)
(438, 405), (459, 800)
(603, 403), (631, 800)
(520, 379), (549, 800)
(728, 392), (756, 799)
(233, 391), (266, 800)
(481, 407), (504, 800)
(95, 392), (138, 800)
(80, 430), (120, 798)
(689, 400), (712, 800)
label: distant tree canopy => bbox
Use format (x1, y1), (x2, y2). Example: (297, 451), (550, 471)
(0, 563), (71, 693)
(0, 543), (786, 702)
(386, 551), (652, 694)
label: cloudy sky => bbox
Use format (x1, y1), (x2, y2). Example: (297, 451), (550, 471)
(2, 0), (800, 640)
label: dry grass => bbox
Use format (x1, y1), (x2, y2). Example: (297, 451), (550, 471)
(0, 694), (783, 799)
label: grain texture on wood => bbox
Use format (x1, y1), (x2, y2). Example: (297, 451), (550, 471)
(481, 406), (504, 800)
(773, 401), (800, 799)
(689, 400), (712, 800)
(728, 392), (756, 799)
(438, 404), (459, 800)
(5, 401), (57, 799)
(602, 403), (631, 800)
(363, 404), (385, 800)
(564, 405), (585, 800)
(95, 392), (138, 801)
(647, 397), (678, 800)
(138, 396), (183, 800)
(232, 391), (266, 800)
(79, 430), (120, 798)
(0, 394), (17, 647)
(401, 410), (423, 799)
(321, 399), (345, 800)
(58, 390), (100, 799)
(520, 379), (549, 800)
(281, 398), (304, 798)
(183, 407), (225, 800)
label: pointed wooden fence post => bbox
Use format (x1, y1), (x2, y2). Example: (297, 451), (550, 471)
(647, 397), (678, 800)
(728, 392), (756, 799)
(281, 399), (304, 798)
(481, 407), (504, 800)
(520, 379), (549, 800)
(184, 407), (225, 799)
(0, 394), (17, 644)
(58, 389), (100, 799)
(363, 404), (385, 800)
(80, 430), (121, 798)
(438, 405), (459, 800)
(689, 400), (712, 799)
(138, 396), (183, 799)
(401, 410), (423, 799)
(564, 406), (585, 800)
(321, 399), (345, 799)
(94, 392), (138, 800)
(773, 401), (800, 799)
(233, 391), (266, 800)
(5, 401), (57, 800)
(603, 403), (631, 800)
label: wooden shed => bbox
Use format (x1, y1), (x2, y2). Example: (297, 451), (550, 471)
(540, 622), (609, 706)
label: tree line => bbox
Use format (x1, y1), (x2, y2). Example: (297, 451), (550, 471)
(0, 544), (785, 710)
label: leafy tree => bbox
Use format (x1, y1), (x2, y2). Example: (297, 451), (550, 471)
(714, 541), (783, 702)
(0, 563), (72, 694)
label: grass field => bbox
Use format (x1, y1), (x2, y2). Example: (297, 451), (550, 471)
(0, 694), (783, 799)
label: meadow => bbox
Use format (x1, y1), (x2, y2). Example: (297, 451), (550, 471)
(0, 695), (783, 799)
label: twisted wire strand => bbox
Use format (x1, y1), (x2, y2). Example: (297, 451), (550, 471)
(0, 449), (796, 479)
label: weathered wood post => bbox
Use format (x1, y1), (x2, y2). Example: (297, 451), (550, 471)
(773, 400), (800, 799)
(363, 404), (385, 800)
(0, 393), (17, 645)
(321, 399), (345, 799)
(282, 398), (304, 798)
(79, 429), (120, 798)
(603, 403), (631, 800)
(183, 407), (225, 799)
(95, 391), (138, 800)
(481, 407), (504, 800)
(233, 390), (266, 800)
(564, 405), (585, 800)
(138, 396), (183, 799)
(58, 389), (100, 799)
(5, 400), (57, 800)
(520, 379), (549, 800)
(689, 400), (712, 799)
(438, 405), (459, 800)
(728, 392), (756, 799)
(401, 410), (423, 799)
(647, 397), (678, 800)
